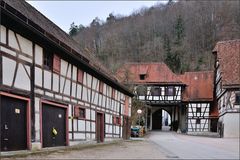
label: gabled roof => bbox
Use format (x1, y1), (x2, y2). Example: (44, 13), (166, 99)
(213, 39), (240, 88)
(1, 0), (133, 96)
(116, 62), (183, 85)
(180, 71), (214, 101)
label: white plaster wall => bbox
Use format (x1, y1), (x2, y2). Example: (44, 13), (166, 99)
(19, 54), (32, 63)
(35, 67), (42, 87)
(2, 56), (16, 86)
(71, 82), (77, 97)
(68, 119), (72, 132)
(91, 122), (95, 132)
(87, 73), (92, 87)
(76, 84), (82, 100)
(72, 65), (77, 81)
(0, 25), (6, 44)
(78, 120), (85, 131)
(52, 73), (59, 92)
(35, 44), (43, 66)
(66, 64), (72, 79)
(86, 109), (91, 120)
(16, 34), (32, 56)
(60, 59), (68, 76)
(82, 86), (88, 102)
(74, 133), (85, 139)
(64, 79), (71, 96)
(15, 64), (30, 91)
(223, 113), (240, 138)
(105, 114), (110, 123)
(73, 120), (78, 131)
(86, 121), (91, 132)
(8, 30), (20, 50)
(92, 77), (98, 90)
(98, 94), (102, 107)
(34, 97), (40, 141)
(0, 46), (16, 57)
(87, 89), (91, 103)
(102, 96), (106, 107)
(91, 110), (95, 121)
(43, 70), (51, 90)
(83, 72), (87, 86)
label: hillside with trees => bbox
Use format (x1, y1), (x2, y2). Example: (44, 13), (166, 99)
(70, 1), (240, 74)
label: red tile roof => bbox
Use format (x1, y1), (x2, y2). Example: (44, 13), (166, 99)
(116, 63), (214, 101)
(180, 71), (214, 101)
(213, 39), (240, 88)
(116, 62), (183, 84)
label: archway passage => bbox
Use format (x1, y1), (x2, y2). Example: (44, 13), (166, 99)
(152, 108), (171, 131)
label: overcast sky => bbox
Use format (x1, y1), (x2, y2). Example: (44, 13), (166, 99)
(27, 1), (165, 33)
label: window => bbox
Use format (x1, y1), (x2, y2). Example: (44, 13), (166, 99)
(113, 116), (121, 125)
(116, 116), (121, 125)
(151, 87), (161, 96)
(235, 92), (240, 105)
(139, 74), (146, 80)
(196, 107), (201, 113)
(74, 106), (85, 119)
(43, 51), (53, 70)
(165, 86), (175, 96)
(77, 69), (84, 83)
(196, 118), (200, 124)
(53, 54), (60, 73)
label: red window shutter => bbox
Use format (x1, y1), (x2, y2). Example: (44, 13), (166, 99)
(74, 106), (80, 118)
(113, 116), (116, 124)
(99, 81), (103, 93)
(77, 69), (83, 83)
(112, 89), (115, 99)
(118, 117), (121, 125)
(53, 54), (60, 73)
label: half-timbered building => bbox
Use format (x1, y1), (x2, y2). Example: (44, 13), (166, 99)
(212, 40), (240, 138)
(0, 0), (133, 152)
(116, 62), (216, 133)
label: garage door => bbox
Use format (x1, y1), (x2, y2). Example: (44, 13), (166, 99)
(42, 103), (66, 147)
(1, 96), (27, 151)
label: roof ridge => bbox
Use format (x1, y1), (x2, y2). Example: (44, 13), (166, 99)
(216, 39), (240, 44)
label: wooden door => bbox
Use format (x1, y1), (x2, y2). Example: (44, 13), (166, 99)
(42, 103), (66, 147)
(1, 96), (27, 151)
(96, 113), (104, 143)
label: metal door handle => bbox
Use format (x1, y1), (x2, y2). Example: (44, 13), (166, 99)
(4, 138), (8, 141)
(5, 124), (8, 130)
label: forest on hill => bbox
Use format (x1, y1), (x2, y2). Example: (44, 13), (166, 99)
(70, 0), (240, 74)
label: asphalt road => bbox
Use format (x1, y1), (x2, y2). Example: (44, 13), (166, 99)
(148, 131), (240, 159)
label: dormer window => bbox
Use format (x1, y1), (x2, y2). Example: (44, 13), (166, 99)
(139, 74), (146, 80)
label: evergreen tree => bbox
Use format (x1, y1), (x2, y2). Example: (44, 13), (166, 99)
(69, 22), (79, 37)
(174, 15), (185, 45)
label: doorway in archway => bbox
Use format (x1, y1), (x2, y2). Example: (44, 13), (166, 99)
(162, 110), (171, 131)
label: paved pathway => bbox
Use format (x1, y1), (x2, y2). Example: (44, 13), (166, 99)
(2, 131), (239, 159)
(148, 131), (240, 159)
